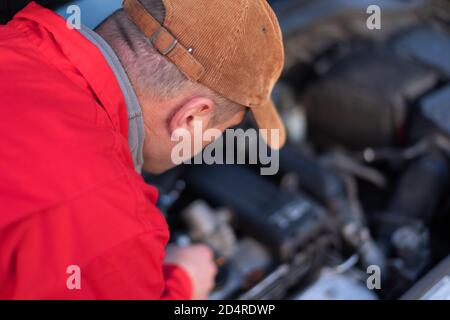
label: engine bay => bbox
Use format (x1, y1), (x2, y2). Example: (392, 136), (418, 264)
(143, 0), (450, 300)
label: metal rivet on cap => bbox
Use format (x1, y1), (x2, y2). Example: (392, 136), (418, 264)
(188, 48), (193, 53)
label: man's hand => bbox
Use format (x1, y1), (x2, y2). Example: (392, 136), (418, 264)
(165, 244), (217, 300)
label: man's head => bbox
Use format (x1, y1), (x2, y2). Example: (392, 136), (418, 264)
(96, 0), (284, 174)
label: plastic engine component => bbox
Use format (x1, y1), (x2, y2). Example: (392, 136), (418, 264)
(184, 164), (330, 260)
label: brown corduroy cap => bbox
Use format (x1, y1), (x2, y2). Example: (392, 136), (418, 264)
(123, 0), (286, 149)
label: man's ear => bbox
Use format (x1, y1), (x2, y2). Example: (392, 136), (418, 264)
(169, 97), (215, 134)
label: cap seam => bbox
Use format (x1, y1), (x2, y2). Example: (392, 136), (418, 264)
(210, 0), (249, 85)
(162, 0), (174, 27)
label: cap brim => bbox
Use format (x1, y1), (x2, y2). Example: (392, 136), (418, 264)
(250, 99), (286, 150)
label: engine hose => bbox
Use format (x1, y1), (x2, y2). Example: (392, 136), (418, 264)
(279, 145), (387, 277)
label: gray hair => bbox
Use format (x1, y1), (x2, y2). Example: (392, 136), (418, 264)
(96, 0), (244, 123)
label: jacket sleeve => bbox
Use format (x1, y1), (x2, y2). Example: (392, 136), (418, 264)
(80, 232), (193, 300)
(0, 177), (193, 300)
(161, 264), (193, 300)
(60, 175), (194, 300)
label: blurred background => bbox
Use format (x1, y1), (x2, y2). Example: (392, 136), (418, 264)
(1, 0), (450, 300)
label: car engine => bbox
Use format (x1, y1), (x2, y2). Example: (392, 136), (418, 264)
(143, 0), (450, 300)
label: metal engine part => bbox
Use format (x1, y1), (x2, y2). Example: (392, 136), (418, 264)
(182, 200), (237, 259)
(210, 238), (273, 300)
(402, 255), (450, 300)
(294, 270), (378, 300)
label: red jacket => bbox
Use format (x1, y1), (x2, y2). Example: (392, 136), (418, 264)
(0, 2), (192, 299)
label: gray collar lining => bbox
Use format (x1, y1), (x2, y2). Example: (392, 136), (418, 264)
(78, 25), (145, 173)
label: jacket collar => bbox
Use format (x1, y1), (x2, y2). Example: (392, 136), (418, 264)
(78, 26), (145, 172)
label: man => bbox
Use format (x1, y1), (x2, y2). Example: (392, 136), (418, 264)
(0, 0), (285, 299)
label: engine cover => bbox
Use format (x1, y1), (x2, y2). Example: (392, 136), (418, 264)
(302, 48), (437, 148)
(184, 164), (331, 260)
